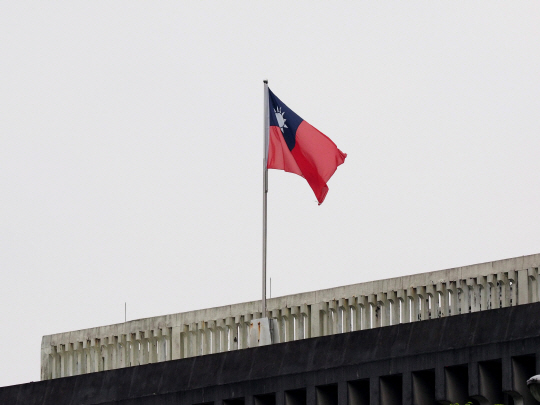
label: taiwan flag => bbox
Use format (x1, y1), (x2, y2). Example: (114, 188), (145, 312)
(267, 88), (347, 205)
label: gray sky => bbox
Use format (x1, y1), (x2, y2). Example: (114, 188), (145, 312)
(1, 2), (540, 387)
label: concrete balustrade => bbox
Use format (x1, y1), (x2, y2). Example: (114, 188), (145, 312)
(41, 253), (540, 380)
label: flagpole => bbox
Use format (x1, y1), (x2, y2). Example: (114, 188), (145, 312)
(262, 80), (269, 317)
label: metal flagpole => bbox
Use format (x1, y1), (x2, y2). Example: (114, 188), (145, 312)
(262, 80), (269, 317)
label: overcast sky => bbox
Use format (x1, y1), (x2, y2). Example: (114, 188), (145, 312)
(2, 2), (540, 387)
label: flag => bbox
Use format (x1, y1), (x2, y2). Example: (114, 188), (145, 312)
(267, 88), (347, 204)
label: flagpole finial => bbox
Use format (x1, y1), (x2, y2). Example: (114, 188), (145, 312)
(263, 79), (268, 84)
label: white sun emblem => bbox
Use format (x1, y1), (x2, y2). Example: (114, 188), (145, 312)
(274, 106), (288, 133)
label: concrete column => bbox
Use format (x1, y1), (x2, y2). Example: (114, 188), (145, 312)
(357, 296), (369, 330)
(157, 330), (166, 361)
(301, 304), (311, 338)
(139, 332), (149, 365)
(61, 344), (68, 377)
(398, 290), (409, 324)
(528, 268), (539, 303)
(238, 315), (246, 349)
(407, 288), (418, 322)
(74, 341), (84, 375)
(310, 302), (323, 338)
(166, 329), (172, 360)
(368, 294), (378, 328)
(67, 343), (75, 376)
(82, 340), (91, 373)
(87, 341), (94, 373)
(426, 285), (437, 319)
(478, 276), (487, 311)
(109, 338), (116, 370)
(307, 386), (316, 405)
(280, 308), (293, 342)
(58, 345), (65, 378)
(216, 319), (227, 352)
(402, 372), (412, 405)
(275, 391), (285, 405)
(436, 283), (448, 317)
(118, 335), (128, 367)
(467, 278), (480, 312)
(508, 270), (517, 306)
(126, 333), (135, 366)
(171, 326), (182, 360)
(148, 331), (158, 363)
(446, 281), (457, 316)
(370, 377), (379, 405)
(457, 280), (469, 315)
(338, 299), (349, 333)
(348, 298), (358, 331)
(101, 338), (110, 370)
(189, 323), (198, 356)
(416, 286), (428, 321)
(155, 329), (165, 362)
(207, 320), (217, 354)
(243, 314), (253, 348)
(135, 331), (145, 365)
(376, 293), (389, 327)
(486, 274), (497, 310)
(226, 317), (238, 350)
(497, 272), (510, 308)
(328, 300), (338, 335)
(386, 291), (399, 325)
(337, 382), (347, 405)
(291, 306), (303, 340)
(517, 269), (529, 305)
(197, 322), (207, 355)
(271, 309), (282, 343)
(41, 346), (52, 380)
(320, 302), (330, 336)
(51, 346), (60, 379)
(92, 338), (102, 372)
(110, 336), (118, 369)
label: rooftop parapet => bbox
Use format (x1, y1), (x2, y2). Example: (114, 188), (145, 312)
(41, 253), (540, 380)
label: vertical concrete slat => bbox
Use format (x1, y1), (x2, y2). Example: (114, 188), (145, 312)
(487, 275), (497, 310)
(398, 290), (409, 324)
(509, 270), (517, 306)
(171, 326), (181, 360)
(528, 268), (539, 303)
(416, 287), (427, 321)
(377, 293), (389, 327)
(310, 303), (322, 338)
(302, 304), (311, 339)
(407, 288), (418, 323)
(368, 295), (378, 328)
(358, 296), (369, 330)
(518, 270), (529, 305)
(436, 283), (448, 317)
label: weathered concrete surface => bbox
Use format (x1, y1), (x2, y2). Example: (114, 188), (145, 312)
(41, 253), (540, 380)
(7, 301), (540, 404)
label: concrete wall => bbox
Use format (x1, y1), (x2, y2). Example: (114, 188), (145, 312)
(7, 302), (540, 404)
(40, 253), (540, 380)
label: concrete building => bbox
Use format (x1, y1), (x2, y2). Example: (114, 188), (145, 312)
(1, 253), (540, 404)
